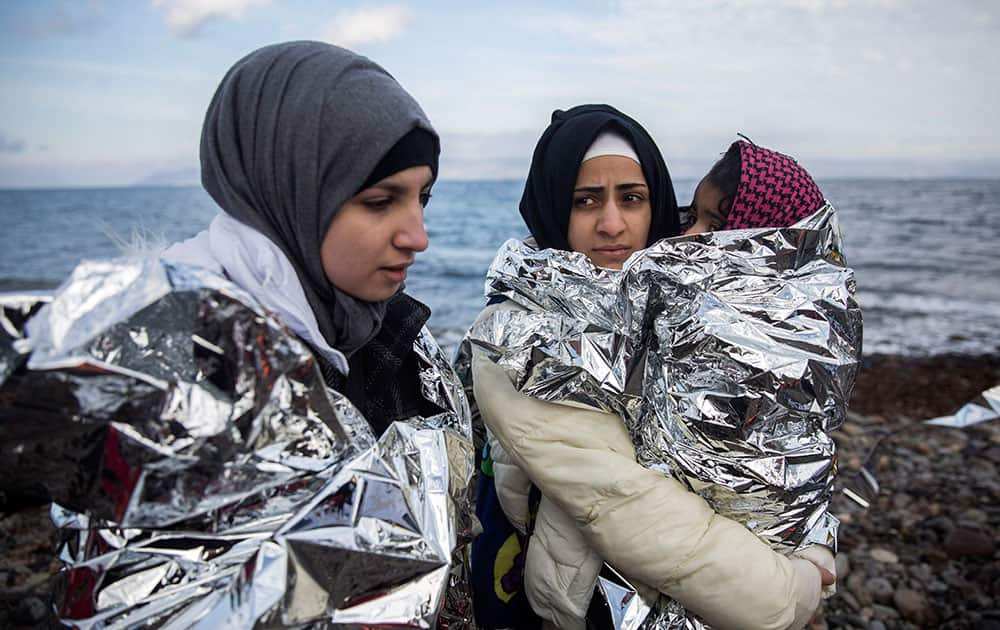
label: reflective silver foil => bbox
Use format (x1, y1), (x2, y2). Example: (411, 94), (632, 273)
(468, 205), (861, 628)
(925, 384), (1000, 428)
(0, 257), (474, 628)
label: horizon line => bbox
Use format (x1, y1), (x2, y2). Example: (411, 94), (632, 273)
(3, 174), (1000, 192)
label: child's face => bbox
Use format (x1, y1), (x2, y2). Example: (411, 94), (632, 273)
(684, 180), (728, 235)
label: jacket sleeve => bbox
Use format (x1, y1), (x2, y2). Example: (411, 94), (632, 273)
(470, 349), (822, 630)
(488, 433), (532, 534)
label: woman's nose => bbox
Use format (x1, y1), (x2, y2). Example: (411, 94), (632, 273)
(597, 202), (627, 236)
(393, 204), (429, 252)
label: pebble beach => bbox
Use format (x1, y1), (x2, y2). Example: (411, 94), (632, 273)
(821, 354), (1000, 629)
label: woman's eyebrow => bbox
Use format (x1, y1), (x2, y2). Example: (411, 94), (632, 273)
(616, 182), (648, 191)
(369, 182), (409, 195)
(574, 185), (605, 193)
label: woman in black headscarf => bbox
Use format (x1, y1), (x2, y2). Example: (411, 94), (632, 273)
(466, 106), (829, 630)
(167, 41), (445, 432)
(519, 104), (679, 255)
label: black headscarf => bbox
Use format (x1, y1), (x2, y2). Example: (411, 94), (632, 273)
(519, 104), (679, 250)
(200, 41), (439, 356)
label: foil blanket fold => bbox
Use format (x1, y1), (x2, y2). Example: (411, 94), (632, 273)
(0, 258), (475, 628)
(467, 204), (862, 629)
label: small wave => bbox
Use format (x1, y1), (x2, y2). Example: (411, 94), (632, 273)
(0, 277), (59, 291)
(856, 290), (1000, 317)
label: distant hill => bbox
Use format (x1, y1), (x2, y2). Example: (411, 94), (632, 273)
(132, 167), (200, 187)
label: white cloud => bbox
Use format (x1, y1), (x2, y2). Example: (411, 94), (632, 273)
(323, 6), (414, 48)
(506, 0), (1000, 164)
(153, 0), (271, 37)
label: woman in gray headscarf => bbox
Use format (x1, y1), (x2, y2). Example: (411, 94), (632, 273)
(167, 40), (444, 430)
(0, 41), (472, 629)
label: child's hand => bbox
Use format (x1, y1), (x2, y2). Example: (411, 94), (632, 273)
(793, 545), (838, 599)
(818, 566), (836, 587)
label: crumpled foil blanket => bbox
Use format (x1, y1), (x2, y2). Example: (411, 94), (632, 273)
(0, 257), (474, 628)
(467, 204), (862, 629)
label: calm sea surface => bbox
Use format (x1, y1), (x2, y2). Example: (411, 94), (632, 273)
(2, 179), (999, 357)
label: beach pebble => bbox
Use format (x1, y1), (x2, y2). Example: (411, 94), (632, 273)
(908, 563), (933, 583)
(944, 525), (995, 558)
(958, 507), (989, 525)
(842, 422), (866, 437)
(923, 515), (955, 535)
(926, 579), (949, 594)
(871, 604), (900, 620)
(866, 621), (887, 630)
(846, 573), (871, 606)
(893, 588), (933, 625)
(978, 611), (1000, 630)
(869, 548), (898, 564)
(11, 596), (47, 625)
(845, 410), (869, 425)
(835, 551), (851, 579)
(864, 577), (894, 604)
(839, 589), (862, 612)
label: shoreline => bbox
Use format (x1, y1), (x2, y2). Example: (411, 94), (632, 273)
(849, 353), (1000, 420)
(2, 352), (999, 627)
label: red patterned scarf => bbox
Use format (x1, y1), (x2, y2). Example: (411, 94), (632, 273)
(727, 141), (824, 229)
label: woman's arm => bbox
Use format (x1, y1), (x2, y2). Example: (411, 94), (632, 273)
(471, 351), (823, 630)
(488, 435), (532, 534)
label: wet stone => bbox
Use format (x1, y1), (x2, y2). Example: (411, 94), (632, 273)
(922, 515), (955, 535)
(869, 548), (899, 564)
(847, 573), (872, 607)
(870, 604), (900, 620)
(926, 579), (949, 594)
(836, 551), (851, 580)
(959, 508), (989, 524)
(864, 577), (894, 605)
(893, 588), (933, 626)
(11, 596), (47, 625)
(839, 590), (862, 612)
(944, 525), (995, 558)
(842, 422), (866, 437)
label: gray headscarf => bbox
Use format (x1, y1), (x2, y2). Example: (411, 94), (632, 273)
(200, 41), (439, 356)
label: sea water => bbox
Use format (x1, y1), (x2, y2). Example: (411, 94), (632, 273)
(2, 179), (998, 357)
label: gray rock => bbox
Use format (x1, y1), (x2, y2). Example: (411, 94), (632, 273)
(836, 551), (851, 580)
(944, 525), (995, 558)
(869, 548), (899, 564)
(866, 621), (887, 630)
(840, 590), (862, 612)
(871, 604), (900, 620)
(908, 562), (932, 583)
(958, 507), (989, 524)
(893, 588), (933, 626)
(847, 573), (872, 607)
(865, 577), (894, 604)
(926, 579), (949, 594)
(11, 596), (47, 625)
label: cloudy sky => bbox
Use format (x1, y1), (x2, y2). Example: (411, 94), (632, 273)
(1, 0), (997, 188)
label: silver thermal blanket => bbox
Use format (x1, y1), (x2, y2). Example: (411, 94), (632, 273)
(467, 204), (861, 628)
(0, 257), (475, 628)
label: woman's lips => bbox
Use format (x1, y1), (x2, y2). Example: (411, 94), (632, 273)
(593, 246), (631, 258)
(380, 263), (410, 283)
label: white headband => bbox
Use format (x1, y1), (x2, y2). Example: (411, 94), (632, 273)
(582, 130), (641, 165)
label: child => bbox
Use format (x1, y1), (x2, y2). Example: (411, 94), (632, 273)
(682, 139), (826, 235)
